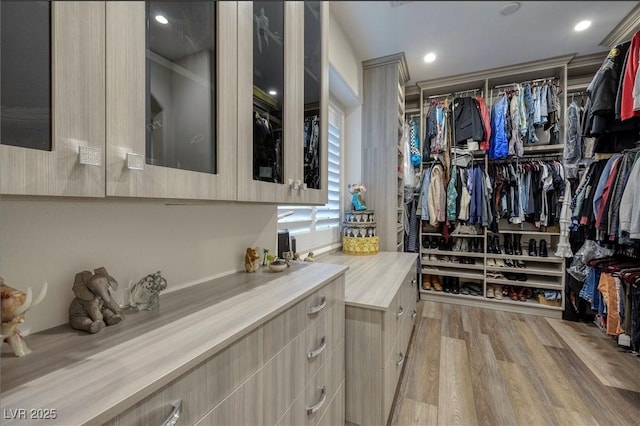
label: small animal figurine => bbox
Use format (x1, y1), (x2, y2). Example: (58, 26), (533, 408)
(1, 278), (48, 357)
(130, 271), (167, 311)
(305, 252), (315, 262)
(244, 247), (260, 272)
(69, 267), (124, 334)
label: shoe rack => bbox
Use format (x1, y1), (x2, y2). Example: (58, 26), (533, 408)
(419, 221), (565, 318)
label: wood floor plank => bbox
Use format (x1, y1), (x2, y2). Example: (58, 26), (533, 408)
(397, 398), (437, 426)
(478, 306), (498, 335)
(421, 300), (442, 319)
(440, 303), (464, 339)
(464, 331), (518, 426)
(497, 360), (559, 426)
(404, 318), (441, 406)
(551, 407), (599, 426)
(437, 337), (478, 426)
(546, 318), (640, 392)
(460, 306), (483, 335)
(546, 346), (640, 425)
(524, 315), (566, 348)
(512, 320), (586, 411)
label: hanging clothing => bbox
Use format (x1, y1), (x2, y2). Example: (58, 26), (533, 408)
(475, 96), (491, 152)
(453, 97), (485, 146)
(489, 95), (508, 159)
(564, 100), (583, 179)
(620, 32), (640, 121)
(427, 164), (446, 227)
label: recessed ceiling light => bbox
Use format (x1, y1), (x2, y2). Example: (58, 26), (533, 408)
(155, 15), (169, 25)
(500, 2), (521, 16)
(574, 20), (591, 32)
(268, 90), (277, 96)
(423, 52), (436, 63)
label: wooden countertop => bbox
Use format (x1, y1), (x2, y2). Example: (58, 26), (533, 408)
(0, 262), (347, 425)
(320, 251), (418, 310)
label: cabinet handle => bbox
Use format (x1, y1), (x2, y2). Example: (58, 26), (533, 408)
(307, 296), (327, 315)
(410, 279), (417, 286)
(306, 386), (327, 415)
(126, 152), (145, 170)
(78, 146), (102, 166)
(161, 400), (182, 426)
(396, 306), (404, 318)
(411, 309), (417, 319)
(307, 336), (327, 359)
(396, 352), (405, 366)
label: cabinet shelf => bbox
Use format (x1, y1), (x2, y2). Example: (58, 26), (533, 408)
(485, 276), (563, 290)
(487, 296), (563, 311)
(421, 249), (485, 258)
(422, 269), (484, 280)
(422, 261), (485, 272)
(486, 253), (564, 263)
(486, 265), (563, 277)
(489, 230), (560, 236)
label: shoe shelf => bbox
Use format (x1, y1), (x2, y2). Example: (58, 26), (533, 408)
(420, 249), (486, 258)
(486, 265), (563, 277)
(419, 290), (486, 301)
(491, 230), (560, 236)
(422, 261), (485, 272)
(422, 269), (484, 281)
(486, 253), (564, 263)
(487, 296), (563, 311)
(485, 276), (563, 290)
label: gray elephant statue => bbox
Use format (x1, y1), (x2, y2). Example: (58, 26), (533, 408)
(69, 267), (124, 333)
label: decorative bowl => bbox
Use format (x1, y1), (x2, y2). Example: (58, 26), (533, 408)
(268, 260), (287, 272)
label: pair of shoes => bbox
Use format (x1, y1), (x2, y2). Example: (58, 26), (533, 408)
(486, 270), (505, 279)
(518, 287), (532, 302)
(527, 239), (549, 257)
(494, 284), (503, 300)
(422, 274), (431, 290)
(504, 234), (513, 255)
(486, 285), (495, 298)
(452, 239), (462, 252)
(431, 275), (442, 291)
(513, 234), (522, 255)
(504, 272), (527, 281)
(465, 282), (482, 296)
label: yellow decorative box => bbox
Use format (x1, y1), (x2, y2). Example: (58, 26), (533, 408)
(342, 236), (380, 255)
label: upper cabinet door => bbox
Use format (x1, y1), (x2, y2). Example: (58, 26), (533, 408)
(106, 1), (237, 200)
(0, 1), (105, 197)
(237, 1), (304, 203)
(298, 1), (328, 205)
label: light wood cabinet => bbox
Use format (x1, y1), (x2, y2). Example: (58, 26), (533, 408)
(321, 252), (418, 426)
(105, 1), (237, 200)
(0, 1), (106, 197)
(362, 53), (410, 250)
(237, 1), (329, 205)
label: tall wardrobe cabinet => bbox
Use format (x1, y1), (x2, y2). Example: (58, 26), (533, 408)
(362, 53), (410, 251)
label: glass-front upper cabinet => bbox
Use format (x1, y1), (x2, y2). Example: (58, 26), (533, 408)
(299, 0), (328, 205)
(106, 1), (237, 200)
(0, 2), (105, 197)
(238, 1), (328, 204)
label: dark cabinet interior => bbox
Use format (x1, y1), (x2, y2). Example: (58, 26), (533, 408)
(146, 1), (217, 175)
(252, 0), (284, 184)
(304, 1), (322, 190)
(1, 1), (51, 151)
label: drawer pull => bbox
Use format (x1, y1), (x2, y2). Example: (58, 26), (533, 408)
(396, 352), (405, 366)
(307, 296), (327, 315)
(161, 400), (182, 426)
(306, 386), (327, 415)
(410, 278), (417, 286)
(396, 306), (404, 318)
(412, 309), (417, 319)
(307, 336), (327, 359)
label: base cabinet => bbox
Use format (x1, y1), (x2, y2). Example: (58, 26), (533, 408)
(104, 275), (344, 426)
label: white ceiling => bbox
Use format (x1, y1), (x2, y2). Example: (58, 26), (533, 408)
(330, 1), (639, 84)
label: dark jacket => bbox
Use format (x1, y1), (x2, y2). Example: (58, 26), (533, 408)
(453, 97), (484, 145)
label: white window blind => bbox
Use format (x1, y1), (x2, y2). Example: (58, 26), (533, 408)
(278, 104), (342, 250)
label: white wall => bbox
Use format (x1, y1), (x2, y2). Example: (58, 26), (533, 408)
(328, 10), (361, 101)
(0, 200), (277, 333)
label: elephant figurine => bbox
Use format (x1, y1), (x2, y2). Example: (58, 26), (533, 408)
(69, 267), (124, 334)
(1, 278), (48, 357)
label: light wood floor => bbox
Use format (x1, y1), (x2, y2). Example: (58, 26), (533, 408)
(389, 301), (640, 426)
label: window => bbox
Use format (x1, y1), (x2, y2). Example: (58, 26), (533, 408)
(278, 103), (343, 252)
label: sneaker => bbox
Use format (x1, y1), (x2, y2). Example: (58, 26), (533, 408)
(486, 285), (495, 298)
(494, 285), (504, 300)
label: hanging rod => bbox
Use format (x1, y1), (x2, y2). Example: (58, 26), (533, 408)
(453, 88), (482, 97)
(425, 92), (452, 100)
(493, 76), (559, 90)
(488, 152), (563, 163)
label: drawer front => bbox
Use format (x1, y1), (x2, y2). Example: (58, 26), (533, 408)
(264, 275), (344, 361)
(382, 288), (403, 364)
(383, 337), (406, 424)
(400, 263), (418, 323)
(276, 339), (345, 426)
(316, 382), (345, 426)
(194, 371), (263, 426)
(104, 327), (263, 426)
(264, 301), (342, 425)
